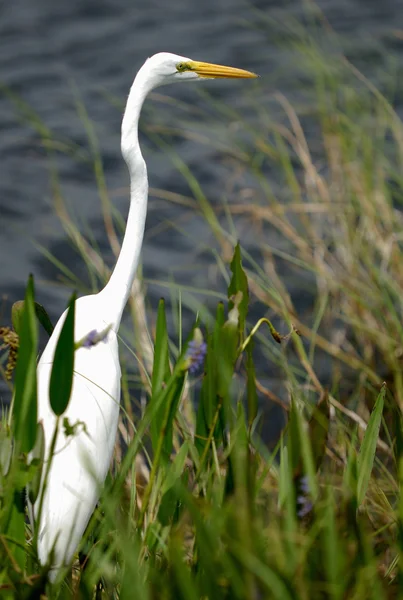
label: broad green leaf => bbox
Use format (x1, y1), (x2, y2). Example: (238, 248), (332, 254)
(12, 300), (54, 337)
(151, 299), (170, 394)
(216, 317), (238, 400)
(161, 441), (189, 495)
(49, 293), (76, 416)
(228, 242), (249, 338)
(27, 422), (45, 505)
(6, 491), (26, 570)
(33, 301), (54, 336)
(13, 274), (38, 453)
(216, 314), (238, 447)
(158, 444), (189, 526)
(157, 486), (179, 527)
(11, 300), (24, 336)
(245, 340), (258, 429)
(151, 299), (171, 454)
(196, 335), (221, 457)
(195, 339), (210, 458)
(213, 301), (225, 341)
(357, 385), (385, 505)
(161, 373), (186, 461)
(230, 401), (257, 507)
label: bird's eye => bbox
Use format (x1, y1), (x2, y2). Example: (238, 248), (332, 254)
(176, 62), (188, 73)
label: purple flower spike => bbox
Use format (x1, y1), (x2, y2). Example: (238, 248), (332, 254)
(82, 330), (98, 348)
(186, 338), (207, 375)
(296, 475), (314, 518)
(297, 499), (313, 518)
(77, 324), (112, 350)
(299, 476), (310, 494)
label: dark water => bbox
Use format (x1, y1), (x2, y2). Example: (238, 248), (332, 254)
(1, 0), (402, 411)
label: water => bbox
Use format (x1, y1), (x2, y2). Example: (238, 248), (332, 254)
(1, 0), (402, 408)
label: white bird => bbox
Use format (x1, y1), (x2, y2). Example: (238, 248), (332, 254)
(30, 52), (257, 580)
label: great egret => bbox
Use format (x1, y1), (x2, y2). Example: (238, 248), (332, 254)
(30, 52), (257, 580)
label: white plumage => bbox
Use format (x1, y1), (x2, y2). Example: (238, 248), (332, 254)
(29, 52), (257, 580)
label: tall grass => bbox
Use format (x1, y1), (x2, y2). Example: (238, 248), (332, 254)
(1, 12), (403, 599)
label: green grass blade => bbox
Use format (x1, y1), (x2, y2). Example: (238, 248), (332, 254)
(228, 242), (249, 339)
(245, 340), (258, 430)
(195, 330), (215, 456)
(151, 298), (171, 454)
(322, 485), (344, 600)
(27, 422), (45, 505)
(5, 492), (26, 571)
(309, 393), (329, 471)
(357, 384), (386, 505)
(12, 275), (38, 453)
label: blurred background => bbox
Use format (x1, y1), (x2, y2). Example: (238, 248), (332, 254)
(1, 0), (403, 429)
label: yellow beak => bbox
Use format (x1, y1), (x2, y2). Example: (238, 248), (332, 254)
(187, 60), (258, 79)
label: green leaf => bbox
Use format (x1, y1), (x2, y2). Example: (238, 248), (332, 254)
(12, 300), (54, 337)
(228, 242), (249, 338)
(34, 301), (55, 336)
(151, 299), (171, 454)
(322, 486), (345, 600)
(49, 293), (76, 416)
(213, 301), (225, 340)
(287, 398), (318, 500)
(245, 340), (258, 429)
(216, 316), (238, 401)
(287, 398), (301, 475)
(170, 538), (200, 600)
(343, 429), (359, 509)
(11, 301), (24, 336)
(278, 443), (297, 563)
(158, 486), (179, 527)
(213, 302), (227, 442)
(357, 385), (385, 505)
(161, 441), (189, 495)
(195, 378), (209, 457)
(292, 398), (318, 500)
(158, 444), (189, 526)
(12, 274), (38, 453)
(27, 422), (45, 505)
(309, 393), (329, 471)
(394, 406), (403, 464)
(161, 373), (186, 461)
(0, 430), (13, 477)
(6, 491), (26, 571)
(196, 303), (228, 458)
(196, 331), (216, 457)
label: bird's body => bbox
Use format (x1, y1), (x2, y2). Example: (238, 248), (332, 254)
(29, 52), (257, 580)
(33, 295), (121, 571)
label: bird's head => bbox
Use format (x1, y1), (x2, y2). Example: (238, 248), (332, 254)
(141, 52), (258, 88)
(121, 52), (257, 162)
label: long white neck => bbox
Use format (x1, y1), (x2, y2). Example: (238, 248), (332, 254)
(99, 66), (153, 329)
